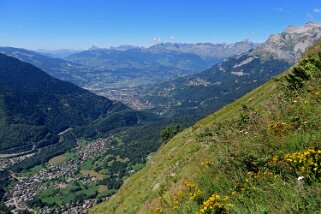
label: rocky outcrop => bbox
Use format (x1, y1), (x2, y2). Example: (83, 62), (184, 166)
(252, 22), (321, 62)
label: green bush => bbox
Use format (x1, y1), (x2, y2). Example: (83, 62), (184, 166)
(160, 124), (181, 143)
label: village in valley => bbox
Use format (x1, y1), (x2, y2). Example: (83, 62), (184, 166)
(0, 138), (119, 213)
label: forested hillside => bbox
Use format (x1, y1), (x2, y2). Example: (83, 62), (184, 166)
(0, 53), (157, 167)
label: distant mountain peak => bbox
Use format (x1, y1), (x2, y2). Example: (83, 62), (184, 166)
(284, 22), (321, 34)
(252, 22), (321, 62)
(89, 45), (100, 50)
(240, 38), (252, 43)
(36, 48), (80, 58)
(109, 45), (139, 51)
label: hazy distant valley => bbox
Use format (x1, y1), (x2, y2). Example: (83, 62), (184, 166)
(0, 40), (256, 109)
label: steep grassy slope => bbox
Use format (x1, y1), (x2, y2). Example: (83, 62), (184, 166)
(92, 41), (321, 213)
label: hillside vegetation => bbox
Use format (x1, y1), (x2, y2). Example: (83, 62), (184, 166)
(0, 53), (142, 154)
(0, 53), (165, 176)
(92, 41), (321, 213)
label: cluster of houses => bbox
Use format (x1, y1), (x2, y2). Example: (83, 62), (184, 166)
(4, 138), (111, 213)
(0, 153), (35, 171)
(100, 88), (153, 110)
(79, 138), (110, 160)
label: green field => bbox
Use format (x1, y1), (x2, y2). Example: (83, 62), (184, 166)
(80, 170), (104, 180)
(81, 159), (95, 170)
(48, 155), (66, 165)
(19, 164), (43, 177)
(35, 181), (100, 206)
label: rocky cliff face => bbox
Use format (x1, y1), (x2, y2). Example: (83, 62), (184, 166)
(252, 22), (321, 62)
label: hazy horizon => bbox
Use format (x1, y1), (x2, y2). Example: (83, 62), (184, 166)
(1, 0), (321, 50)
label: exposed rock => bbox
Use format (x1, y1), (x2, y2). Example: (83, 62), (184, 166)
(152, 183), (160, 191)
(231, 71), (249, 77)
(233, 56), (258, 68)
(252, 22), (321, 62)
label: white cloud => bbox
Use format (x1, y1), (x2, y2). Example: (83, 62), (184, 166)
(307, 13), (314, 21)
(152, 37), (162, 43)
(274, 8), (284, 12)
(169, 35), (176, 41)
(313, 8), (321, 13)
(273, 8), (290, 13)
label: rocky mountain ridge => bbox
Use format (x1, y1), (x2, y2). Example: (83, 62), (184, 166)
(147, 39), (257, 58)
(252, 22), (321, 62)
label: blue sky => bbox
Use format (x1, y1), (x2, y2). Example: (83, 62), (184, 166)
(0, 0), (320, 50)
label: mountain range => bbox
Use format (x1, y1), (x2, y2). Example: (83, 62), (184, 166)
(0, 47), (93, 86)
(36, 49), (80, 58)
(0, 40), (256, 109)
(135, 22), (321, 125)
(147, 39), (257, 58)
(1, 22), (320, 155)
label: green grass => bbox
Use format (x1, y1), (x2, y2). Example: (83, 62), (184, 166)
(91, 41), (321, 214)
(37, 187), (63, 205)
(63, 151), (79, 160)
(116, 155), (129, 163)
(97, 189), (116, 199)
(36, 182), (99, 206)
(80, 170), (104, 180)
(19, 164), (43, 177)
(48, 155), (66, 165)
(47, 150), (79, 166)
(91, 79), (280, 214)
(81, 159), (95, 170)
(77, 138), (90, 147)
(131, 163), (145, 171)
